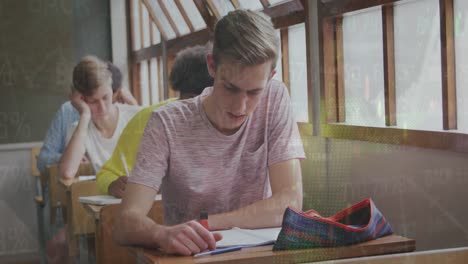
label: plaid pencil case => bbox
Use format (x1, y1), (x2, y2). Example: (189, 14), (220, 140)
(273, 198), (393, 250)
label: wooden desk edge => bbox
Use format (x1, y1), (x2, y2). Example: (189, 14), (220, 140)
(59, 178), (77, 190)
(134, 235), (415, 264)
(82, 203), (103, 221)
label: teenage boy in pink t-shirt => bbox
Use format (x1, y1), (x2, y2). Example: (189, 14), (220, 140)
(114, 10), (306, 256)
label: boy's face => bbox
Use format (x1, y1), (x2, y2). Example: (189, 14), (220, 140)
(206, 54), (275, 134)
(84, 84), (114, 120)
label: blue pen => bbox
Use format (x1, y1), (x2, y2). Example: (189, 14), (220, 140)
(193, 246), (243, 258)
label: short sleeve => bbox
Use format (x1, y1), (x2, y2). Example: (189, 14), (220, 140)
(127, 112), (169, 191)
(267, 82), (306, 166)
(37, 102), (78, 174)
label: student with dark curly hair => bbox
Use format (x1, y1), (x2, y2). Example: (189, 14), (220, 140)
(97, 42), (214, 198)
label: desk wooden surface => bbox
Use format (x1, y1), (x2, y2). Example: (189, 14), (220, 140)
(134, 235), (415, 264)
(315, 246), (468, 264)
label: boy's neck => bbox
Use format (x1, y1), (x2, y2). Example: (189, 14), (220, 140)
(93, 104), (119, 138)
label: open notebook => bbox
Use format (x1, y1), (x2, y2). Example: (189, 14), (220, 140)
(79, 194), (162, 205)
(215, 227), (281, 248)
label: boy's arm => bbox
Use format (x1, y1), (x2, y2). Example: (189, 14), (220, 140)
(207, 158), (303, 230)
(113, 183), (221, 255)
(96, 148), (128, 195)
(59, 114), (90, 179)
(37, 104), (69, 174)
(96, 161), (122, 195)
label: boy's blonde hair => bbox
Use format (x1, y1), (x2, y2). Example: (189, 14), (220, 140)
(72, 55), (112, 96)
(212, 9), (279, 70)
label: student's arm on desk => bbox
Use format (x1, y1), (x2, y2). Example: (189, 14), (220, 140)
(114, 183), (222, 255)
(96, 156), (125, 197)
(59, 92), (91, 180)
(209, 158), (303, 230)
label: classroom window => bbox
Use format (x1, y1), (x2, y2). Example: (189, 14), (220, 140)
(128, 0), (307, 108)
(343, 7), (385, 127)
(140, 60), (150, 106)
(131, 0), (141, 50)
(273, 29), (283, 82)
(150, 57), (160, 104)
(159, 57), (165, 99)
(269, 0), (292, 7)
(394, 0), (442, 131)
(288, 23), (309, 123)
(210, 0), (236, 18)
(144, 0), (177, 39)
(238, 0), (264, 11)
(160, 0), (191, 36)
(178, 0), (207, 31)
(142, 5), (151, 48)
(454, 0), (468, 133)
(151, 22), (161, 45)
(320, 0), (468, 152)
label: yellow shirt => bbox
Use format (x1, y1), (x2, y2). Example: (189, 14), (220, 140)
(96, 98), (177, 194)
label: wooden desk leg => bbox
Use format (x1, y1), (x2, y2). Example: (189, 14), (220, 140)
(66, 193), (80, 257)
(67, 229), (80, 257)
(66, 181), (98, 258)
(35, 199), (47, 264)
(95, 218), (102, 264)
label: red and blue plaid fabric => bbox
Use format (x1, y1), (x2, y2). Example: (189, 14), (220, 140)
(273, 198), (393, 250)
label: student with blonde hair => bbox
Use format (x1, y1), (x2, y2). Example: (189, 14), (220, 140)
(114, 10), (305, 255)
(59, 55), (141, 179)
(37, 61), (136, 175)
(47, 56), (140, 264)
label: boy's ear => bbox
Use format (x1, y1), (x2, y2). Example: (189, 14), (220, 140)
(206, 53), (216, 78)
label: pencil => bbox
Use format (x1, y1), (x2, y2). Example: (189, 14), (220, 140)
(120, 152), (130, 176)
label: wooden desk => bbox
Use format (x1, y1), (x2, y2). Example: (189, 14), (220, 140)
(83, 200), (164, 264)
(59, 178), (98, 257)
(133, 235), (415, 264)
(314, 246), (468, 264)
(46, 164), (94, 224)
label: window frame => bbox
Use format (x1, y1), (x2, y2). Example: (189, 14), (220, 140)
(317, 0), (468, 152)
(127, 0), (312, 128)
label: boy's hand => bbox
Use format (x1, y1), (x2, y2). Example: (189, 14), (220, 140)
(108, 176), (128, 198)
(69, 90), (91, 116)
(154, 220), (223, 255)
(113, 89), (138, 106)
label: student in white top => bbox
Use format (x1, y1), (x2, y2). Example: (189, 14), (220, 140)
(59, 55), (141, 179)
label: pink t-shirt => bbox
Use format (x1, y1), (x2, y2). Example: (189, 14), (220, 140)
(129, 79), (305, 225)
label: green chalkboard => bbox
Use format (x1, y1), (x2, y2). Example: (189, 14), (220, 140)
(0, 0), (111, 144)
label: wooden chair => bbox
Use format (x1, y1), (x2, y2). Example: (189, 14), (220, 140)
(31, 147), (44, 206)
(31, 146), (47, 264)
